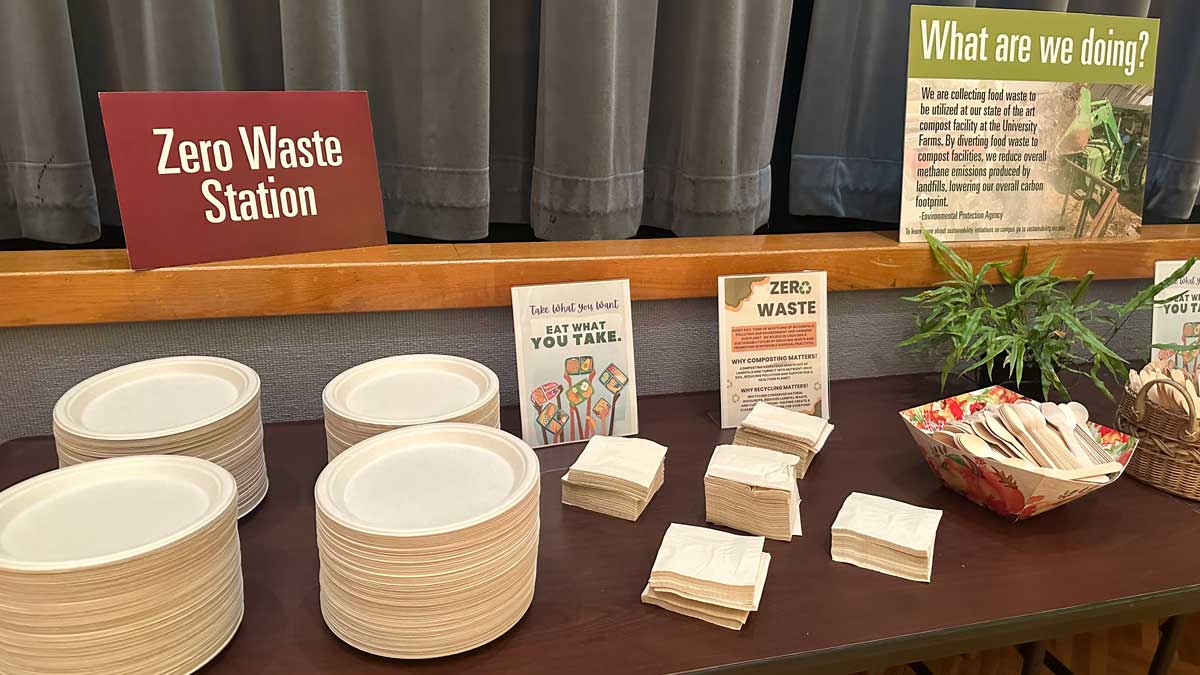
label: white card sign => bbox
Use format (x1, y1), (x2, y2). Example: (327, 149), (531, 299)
(511, 279), (638, 448)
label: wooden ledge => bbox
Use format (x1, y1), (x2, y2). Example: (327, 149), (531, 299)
(2, 226), (1199, 328)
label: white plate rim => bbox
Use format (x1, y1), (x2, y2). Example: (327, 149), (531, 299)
(321, 355), (499, 427)
(0, 455), (237, 573)
(52, 356), (260, 441)
(315, 423), (538, 538)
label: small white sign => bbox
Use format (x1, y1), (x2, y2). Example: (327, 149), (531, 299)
(717, 271), (830, 428)
(1152, 260), (1200, 369)
(511, 279), (638, 448)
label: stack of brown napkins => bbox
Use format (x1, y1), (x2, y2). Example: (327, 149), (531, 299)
(733, 401), (833, 478)
(704, 444), (802, 541)
(561, 436), (667, 521)
(830, 492), (942, 583)
(640, 524), (770, 630)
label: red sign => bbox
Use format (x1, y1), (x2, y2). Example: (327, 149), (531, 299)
(100, 91), (386, 269)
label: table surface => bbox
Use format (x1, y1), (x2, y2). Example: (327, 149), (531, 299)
(4, 373), (1200, 675)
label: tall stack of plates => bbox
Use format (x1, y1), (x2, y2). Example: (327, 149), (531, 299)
(322, 355), (500, 460)
(0, 456), (244, 675)
(316, 423), (540, 658)
(52, 356), (269, 517)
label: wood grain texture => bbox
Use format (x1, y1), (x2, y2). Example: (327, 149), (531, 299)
(2, 226), (1199, 327)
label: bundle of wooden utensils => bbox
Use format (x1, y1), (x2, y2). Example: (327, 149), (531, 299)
(931, 399), (1123, 483)
(1128, 360), (1200, 417)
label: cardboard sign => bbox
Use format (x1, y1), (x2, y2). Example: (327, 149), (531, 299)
(900, 7), (1158, 242)
(511, 280), (638, 448)
(100, 91), (386, 269)
(718, 271), (829, 428)
(1152, 260), (1200, 369)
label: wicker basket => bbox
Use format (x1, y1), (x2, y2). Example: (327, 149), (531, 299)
(1116, 377), (1200, 500)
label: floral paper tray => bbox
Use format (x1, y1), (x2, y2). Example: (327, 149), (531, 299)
(899, 386), (1137, 520)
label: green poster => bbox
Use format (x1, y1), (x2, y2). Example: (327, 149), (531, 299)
(900, 6), (1158, 242)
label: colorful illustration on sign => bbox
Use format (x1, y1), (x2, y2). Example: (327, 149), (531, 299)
(511, 279), (638, 448)
(1152, 260), (1200, 370)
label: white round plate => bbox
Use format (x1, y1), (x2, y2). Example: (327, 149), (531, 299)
(322, 356), (498, 427)
(53, 357), (260, 441)
(316, 423), (538, 537)
(0, 455), (236, 572)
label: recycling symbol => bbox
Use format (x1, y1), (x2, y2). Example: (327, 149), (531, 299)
(798, 281), (812, 294)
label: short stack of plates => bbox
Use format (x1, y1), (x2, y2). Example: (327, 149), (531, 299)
(316, 423), (540, 658)
(322, 355), (500, 460)
(0, 455), (244, 675)
(52, 356), (269, 517)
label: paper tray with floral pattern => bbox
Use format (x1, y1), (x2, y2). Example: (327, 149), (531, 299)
(899, 386), (1138, 521)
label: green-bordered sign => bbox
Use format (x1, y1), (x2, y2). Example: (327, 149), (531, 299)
(900, 6), (1158, 244)
(909, 6), (1157, 84)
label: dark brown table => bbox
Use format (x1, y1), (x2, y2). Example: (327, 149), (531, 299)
(4, 373), (1200, 675)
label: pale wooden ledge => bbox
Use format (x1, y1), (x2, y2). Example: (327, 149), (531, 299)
(2, 226), (1199, 328)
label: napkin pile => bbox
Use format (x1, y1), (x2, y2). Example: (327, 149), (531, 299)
(830, 492), (943, 583)
(641, 524), (771, 630)
(561, 436), (668, 521)
(704, 444), (802, 541)
(733, 402), (833, 478)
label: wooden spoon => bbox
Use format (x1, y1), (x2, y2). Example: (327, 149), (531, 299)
(984, 411), (1037, 464)
(969, 418), (1016, 458)
(930, 430), (959, 448)
(1128, 369), (1142, 392)
(1038, 461), (1124, 483)
(1040, 402), (1092, 466)
(1064, 401), (1089, 426)
(1170, 369), (1195, 413)
(998, 405), (1057, 469)
(1185, 378), (1200, 422)
(1059, 402), (1112, 465)
(1014, 404), (1079, 469)
(955, 433), (1004, 461)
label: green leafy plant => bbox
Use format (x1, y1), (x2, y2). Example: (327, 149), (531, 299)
(900, 231), (1195, 400)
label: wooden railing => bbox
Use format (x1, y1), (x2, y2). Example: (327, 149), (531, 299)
(2, 226), (1199, 328)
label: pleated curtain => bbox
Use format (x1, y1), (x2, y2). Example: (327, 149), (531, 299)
(0, 0), (792, 244)
(789, 0), (1200, 223)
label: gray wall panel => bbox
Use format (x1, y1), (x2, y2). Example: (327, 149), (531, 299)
(0, 280), (1151, 442)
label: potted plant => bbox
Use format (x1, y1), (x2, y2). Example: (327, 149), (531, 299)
(900, 231), (1195, 400)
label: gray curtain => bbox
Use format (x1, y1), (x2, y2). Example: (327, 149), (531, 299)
(789, 0), (1200, 223)
(0, 1), (97, 243)
(0, 0), (792, 243)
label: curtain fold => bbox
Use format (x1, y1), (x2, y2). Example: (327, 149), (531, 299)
(644, 0), (792, 237)
(789, 0), (1200, 223)
(0, 0), (793, 243)
(1145, 0), (1200, 219)
(531, 0), (658, 240)
(281, 0), (492, 240)
(0, 0), (98, 243)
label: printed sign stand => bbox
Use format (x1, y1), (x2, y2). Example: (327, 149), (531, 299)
(100, 90), (386, 269)
(900, 6), (1158, 242)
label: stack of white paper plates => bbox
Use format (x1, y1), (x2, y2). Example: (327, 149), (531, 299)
(0, 456), (244, 675)
(322, 355), (500, 460)
(52, 356), (269, 517)
(315, 423), (540, 658)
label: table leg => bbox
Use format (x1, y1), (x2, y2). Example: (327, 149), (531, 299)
(1044, 650), (1073, 675)
(1021, 641), (1047, 675)
(1147, 616), (1182, 675)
